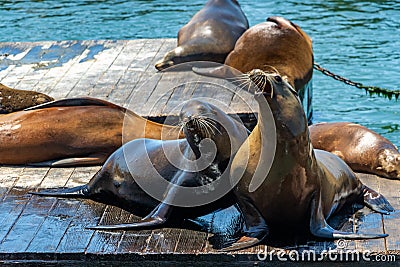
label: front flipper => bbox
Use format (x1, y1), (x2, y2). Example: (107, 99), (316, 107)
(30, 185), (89, 198)
(23, 97), (124, 111)
(87, 202), (171, 231)
(216, 198), (268, 251)
(310, 194), (388, 239)
(28, 153), (109, 167)
(362, 185), (395, 215)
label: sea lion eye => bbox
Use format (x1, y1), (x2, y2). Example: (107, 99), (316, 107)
(274, 75), (282, 83)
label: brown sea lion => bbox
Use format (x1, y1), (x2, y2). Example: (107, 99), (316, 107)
(155, 0), (249, 71)
(225, 70), (394, 251)
(0, 97), (181, 166)
(309, 122), (400, 180)
(0, 83), (53, 113)
(32, 99), (249, 229)
(193, 16), (314, 122)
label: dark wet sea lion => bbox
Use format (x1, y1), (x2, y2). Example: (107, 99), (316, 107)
(309, 122), (400, 180)
(193, 16), (314, 122)
(0, 83), (53, 113)
(225, 70), (394, 250)
(155, 0), (248, 71)
(32, 99), (249, 229)
(0, 97), (181, 166)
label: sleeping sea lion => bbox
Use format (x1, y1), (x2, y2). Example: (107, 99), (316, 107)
(155, 0), (248, 71)
(0, 83), (53, 113)
(0, 97), (181, 166)
(225, 70), (394, 251)
(309, 122), (400, 180)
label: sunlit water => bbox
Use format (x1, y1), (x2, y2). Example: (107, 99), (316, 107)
(1, 0), (399, 146)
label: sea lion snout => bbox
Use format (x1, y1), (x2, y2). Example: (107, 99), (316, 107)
(247, 69), (279, 96)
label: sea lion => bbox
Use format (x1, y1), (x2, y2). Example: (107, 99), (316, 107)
(0, 83), (54, 113)
(32, 99), (249, 229)
(0, 97), (181, 166)
(155, 0), (248, 71)
(309, 122), (400, 180)
(193, 16), (314, 123)
(225, 70), (394, 250)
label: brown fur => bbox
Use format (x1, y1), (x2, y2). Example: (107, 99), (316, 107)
(310, 122), (400, 179)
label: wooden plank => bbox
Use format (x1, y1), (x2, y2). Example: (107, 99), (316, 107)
(126, 72), (163, 115)
(55, 167), (104, 253)
(173, 229), (207, 253)
(87, 40), (131, 99)
(43, 40), (100, 97)
(144, 228), (182, 253)
(24, 168), (78, 252)
(14, 41), (85, 93)
(25, 198), (81, 252)
(0, 167), (50, 250)
(30, 40), (92, 96)
(116, 213), (152, 253)
(147, 38), (175, 71)
(106, 40), (149, 104)
(0, 191), (56, 252)
(65, 40), (123, 99)
(0, 167), (23, 199)
(377, 176), (400, 253)
(85, 205), (132, 254)
(0, 42), (43, 85)
(129, 39), (166, 73)
(56, 200), (105, 253)
(355, 174), (386, 253)
(0, 41), (66, 90)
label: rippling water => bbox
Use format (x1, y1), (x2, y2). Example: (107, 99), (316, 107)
(1, 0), (399, 145)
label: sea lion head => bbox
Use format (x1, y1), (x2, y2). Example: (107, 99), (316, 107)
(179, 99), (247, 160)
(247, 69), (308, 136)
(225, 16), (313, 91)
(247, 69), (298, 99)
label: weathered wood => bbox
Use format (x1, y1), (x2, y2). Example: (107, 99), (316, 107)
(377, 176), (400, 253)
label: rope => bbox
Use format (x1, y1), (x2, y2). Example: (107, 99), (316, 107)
(313, 63), (400, 100)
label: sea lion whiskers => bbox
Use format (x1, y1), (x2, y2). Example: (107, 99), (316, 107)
(261, 64), (280, 75)
(194, 116), (216, 137)
(247, 69), (276, 98)
(227, 76), (253, 92)
(203, 117), (222, 135)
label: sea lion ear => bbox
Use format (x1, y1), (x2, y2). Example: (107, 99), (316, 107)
(282, 75), (289, 83)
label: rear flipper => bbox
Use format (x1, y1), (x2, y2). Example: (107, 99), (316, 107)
(362, 185), (395, 215)
(310, 194), (389, 240)
(28, 153), (109, 167)
(30, 185), (89, 198)
(87, 202), (171, 231)
(215, 198), (268, 251)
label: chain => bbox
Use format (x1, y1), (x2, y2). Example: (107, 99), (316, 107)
(313, 62), (400, 100)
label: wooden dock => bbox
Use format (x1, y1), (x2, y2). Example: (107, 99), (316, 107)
(0, 39), (399, 266)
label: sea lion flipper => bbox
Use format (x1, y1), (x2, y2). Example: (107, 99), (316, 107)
(28, 154), (109, 167)
(217, 198), (268, 251)
(362, 186), (395, 215)
(192, 65), (240, 80)
(88, 202), (171, 231)
(23, 97), (112, 111)
(87, 217), (165, 231)
(30, 185), (89, 198)
(218, 236), (262, 252)
(310, 195), (388, 239)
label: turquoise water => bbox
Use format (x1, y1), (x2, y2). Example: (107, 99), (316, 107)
(1, 0), (399, 146)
